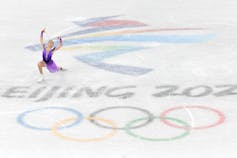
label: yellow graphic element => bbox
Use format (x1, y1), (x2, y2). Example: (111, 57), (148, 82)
(52, 116), (117, 142)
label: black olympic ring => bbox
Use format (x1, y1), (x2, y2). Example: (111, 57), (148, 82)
(89, 106), (154, 130)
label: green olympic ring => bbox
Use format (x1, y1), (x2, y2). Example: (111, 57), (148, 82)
(125, 116), (191, 141)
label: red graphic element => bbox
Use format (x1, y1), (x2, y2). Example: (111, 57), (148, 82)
(88, 20), (147, 27)
(160, 105), (225, 130)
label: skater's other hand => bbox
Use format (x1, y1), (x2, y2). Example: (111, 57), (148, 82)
(41, 28), (46, 33)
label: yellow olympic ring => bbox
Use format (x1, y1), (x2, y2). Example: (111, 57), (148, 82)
(51, 116), (117, 142)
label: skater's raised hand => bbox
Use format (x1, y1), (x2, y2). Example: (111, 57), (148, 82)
(57, 37), (63, 44)
(41, 28), (46, 33)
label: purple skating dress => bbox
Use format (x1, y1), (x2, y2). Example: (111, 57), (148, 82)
(42, 47), (59, 73)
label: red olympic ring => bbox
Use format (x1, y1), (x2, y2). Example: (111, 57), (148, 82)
(160, 105), (225, 130)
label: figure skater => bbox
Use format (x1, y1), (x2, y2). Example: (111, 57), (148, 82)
(37, 28), (64, 82)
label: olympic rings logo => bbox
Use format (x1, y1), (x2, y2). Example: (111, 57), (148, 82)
(17, 105), (225, 142)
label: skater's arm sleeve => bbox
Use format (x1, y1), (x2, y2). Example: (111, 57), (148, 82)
(40, 30), (45, 49)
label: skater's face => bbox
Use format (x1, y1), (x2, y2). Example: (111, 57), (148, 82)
(47, 40), (54, 48)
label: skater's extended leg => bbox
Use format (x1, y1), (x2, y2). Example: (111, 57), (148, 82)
(37, 61), (46, 82)
(38, 61), (46, 74)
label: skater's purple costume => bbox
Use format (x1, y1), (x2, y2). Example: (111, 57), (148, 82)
(42, 46), (59, 73)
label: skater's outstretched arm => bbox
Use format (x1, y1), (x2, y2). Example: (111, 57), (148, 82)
(40, 28), (46, 48)
(54, 37), (63, 52)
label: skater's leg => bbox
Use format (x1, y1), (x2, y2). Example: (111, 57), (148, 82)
(37, 61), (46, 74)
(37, 61), (46, 82)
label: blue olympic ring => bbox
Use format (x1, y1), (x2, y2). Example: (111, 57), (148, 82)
(17, 106), (83, 131)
